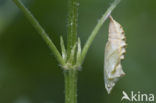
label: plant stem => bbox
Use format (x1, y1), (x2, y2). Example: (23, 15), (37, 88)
(65, 0), (79, 103)
(81, 0), (121, 63)
(13, 0), (65, 66)
(64, 70), (78, 103)
(67, 0), (79, 57)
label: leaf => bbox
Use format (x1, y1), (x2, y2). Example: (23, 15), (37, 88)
(60, 36), (67, 61)
(104, 16), (126, 94)
(67, 43), (77, 65)
(76, 37), (82, 69)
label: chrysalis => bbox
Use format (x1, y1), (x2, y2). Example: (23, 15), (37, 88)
(104, 16), (126, 94)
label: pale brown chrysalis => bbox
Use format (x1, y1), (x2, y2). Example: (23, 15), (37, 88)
(104, 16), (126, 94)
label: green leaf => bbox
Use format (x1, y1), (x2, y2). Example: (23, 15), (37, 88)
(60, 36), (67, 61)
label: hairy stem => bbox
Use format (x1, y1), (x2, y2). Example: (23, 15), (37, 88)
(67, 0), (79, 57)
(81, 0), (121, 63)
(13, 0), (65, 65)
(64, 70), (78, 103)
(65, 0), (79, 103)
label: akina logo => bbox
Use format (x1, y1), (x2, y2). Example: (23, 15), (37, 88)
(121, 91), (155, 102)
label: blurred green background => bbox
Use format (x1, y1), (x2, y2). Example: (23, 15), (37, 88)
(0, 0), (156, 103)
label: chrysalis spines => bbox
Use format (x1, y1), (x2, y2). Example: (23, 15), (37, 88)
(104, 16), (126, 94)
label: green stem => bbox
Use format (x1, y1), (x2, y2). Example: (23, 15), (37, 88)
(67, 0), (79, 57)
(64, 70), (78, 103)
(13, 0), (65, 66)
(81, 0), (121, 63)
(65, 0), (79, 102)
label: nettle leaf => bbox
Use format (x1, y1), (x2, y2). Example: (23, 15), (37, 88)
(60, 36), (67, 61)
(104, 16), (126, 94)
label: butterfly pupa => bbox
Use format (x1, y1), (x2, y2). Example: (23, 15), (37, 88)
(104, 16), (126, 94)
